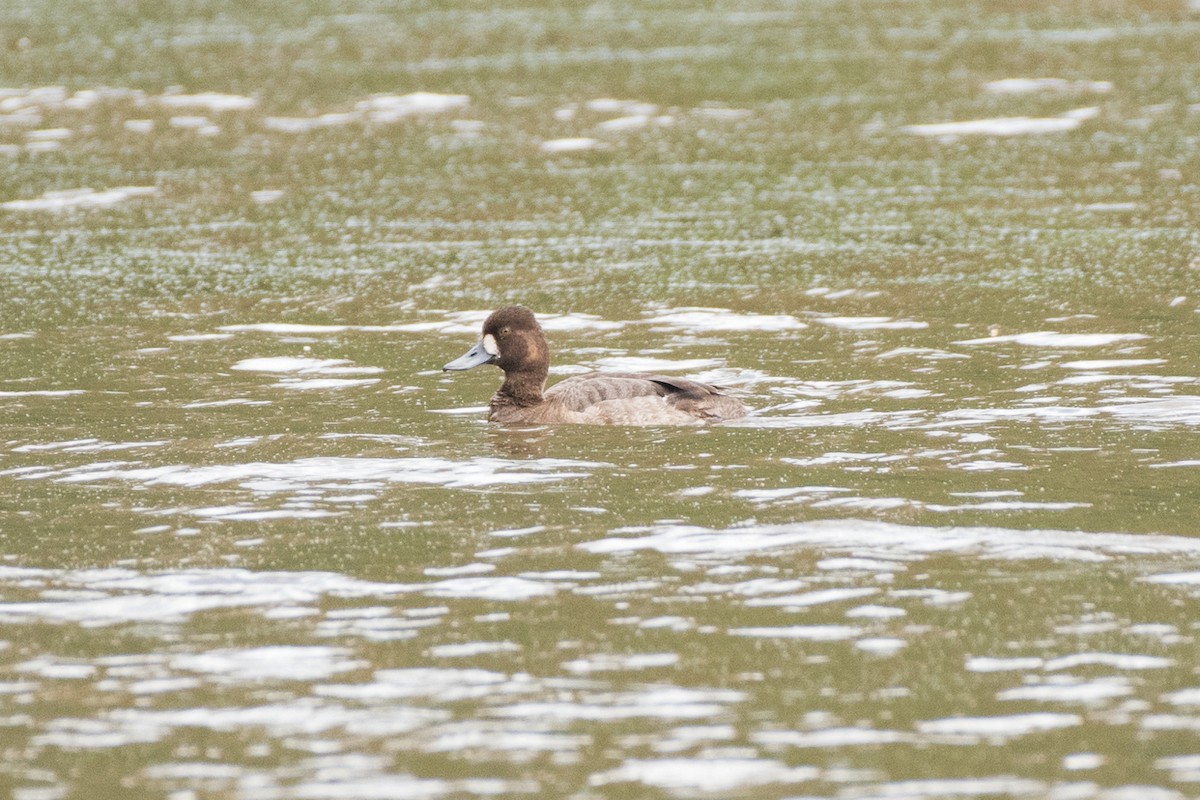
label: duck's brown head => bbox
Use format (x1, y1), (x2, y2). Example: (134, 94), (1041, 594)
(443, 306), (549, 391)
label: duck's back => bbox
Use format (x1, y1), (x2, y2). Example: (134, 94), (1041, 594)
(543, 372), (746, 425)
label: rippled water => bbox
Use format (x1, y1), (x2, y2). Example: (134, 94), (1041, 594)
(3, 1), (1200, 798)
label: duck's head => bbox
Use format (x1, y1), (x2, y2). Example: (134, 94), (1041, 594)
(443, 305), (549, 376)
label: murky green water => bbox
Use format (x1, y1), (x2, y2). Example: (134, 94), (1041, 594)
(2, 1), (1200, 798)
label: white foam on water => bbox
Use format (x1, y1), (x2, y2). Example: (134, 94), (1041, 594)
(955, 331), (1148, 347)
(982, 78), (1113, 95)
(481, 528), (543, 544)
(494, 686), (744, 721)
(183, 398), (271, 408)
(731, 410), (924, 430)
(225, 323), (355, 334)
(782, 451), (903, 467)
(0, 562), (566, 630)
(589, 757), (818, 791)
(171, 646), (365, 682)
(1104, 397), (1200, 426)
(744, 587), (878, 608)
(220, 310), (620, 336)
(262, 93), (467, 133)
(273, 378), (380, 390)
(652, 724), (736, 754)
(1042, 653), (1173, 671)
(26, 127), (71, 141)
(1063, 753), (1106, 771)
(158, 92), (256, 111)
(34, 698), (443, 750)
(518, 569), (600, 581)
(1061, 359), (1166, 369)
(316, 668), (524, 703)
(12, 439), (99, 452)
(1161, 688), (1200, 706)
(753, 726), (912, 748)
(933, 406), (1099, 428)
(0, 567), (416, 627)
(151, 504), (278, 521)
(997, 677), (1133, 703)
(915, 712), (1082, 739)
(856, 637), (908, 654)
(883, 387), (933, 399)
(540, 137), (602, 153)
(817, 316), (929, 330)
(591, 356), (723, 372)
(594, 114), (672, 132)
(143, 763), (245, 782)
(901, 107), (1099, 137)
(357, 92), (469, 122)
(424, 577), (556, 601)
(966, 657), (1046, 673)
(251, 189), (284, 204)
(562, 653), (679, 674)
(427, 641), (520, 658)
(422, 723), (589, 759)
(876, 346), (970, 361)
(818, 557), (907, 572)
(582, 519), (1200, 563)
(853, 777), (1049, 798)
(12, 439), (167, 454)
(231, 357), (370, 373)
(847, 604), (906, 619)
(537, 313), (624, 332)
(933, 501), (1091, 515)
(693, 105), (752, 120)
(427, 405), (490, 416)
(585, 98), (658, 115)
(47, 455), (606, 491)
(424, 563), (495, 577)
(1145, 570), (1200, 584)
(291, 775), (451, 800)
(729, 625), (864, 641)
(1082, 201), (1139, 212)
(733, 487), (807, 501)
(17, 658), (96, 680)
(644, 307), (806, 332)
(167, 115), (219, 135)
(167, 333), (234, 342)
(722, 577), (808, 596)
(1, 186), (156, 211)
(0, 389), (86, 397)
(264, 113), (358, 133)
(948, 459), (1028, 472)
(1143, 714), (1200, 733)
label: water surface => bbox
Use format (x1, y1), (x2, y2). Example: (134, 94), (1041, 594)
(2, 1), (1200, 798)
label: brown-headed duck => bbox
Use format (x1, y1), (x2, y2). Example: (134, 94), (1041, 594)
(443, 306), (747, 425)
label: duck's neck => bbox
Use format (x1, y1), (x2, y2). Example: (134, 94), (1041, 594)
(493, 368), (547, 408)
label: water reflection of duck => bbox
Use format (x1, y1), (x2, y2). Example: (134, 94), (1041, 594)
(443, 306), (747, 425)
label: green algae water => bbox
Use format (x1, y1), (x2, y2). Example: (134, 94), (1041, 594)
(2, 1), (1200, 797)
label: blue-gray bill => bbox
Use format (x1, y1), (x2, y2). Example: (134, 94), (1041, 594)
(443, 341), (496, 371)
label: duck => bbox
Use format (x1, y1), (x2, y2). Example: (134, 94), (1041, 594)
(443, 305), (748, 425)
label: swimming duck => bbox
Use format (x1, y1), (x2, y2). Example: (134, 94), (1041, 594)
(443, 306), (747, 425)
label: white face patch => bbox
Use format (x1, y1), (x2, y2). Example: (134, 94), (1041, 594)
(482, 333), (499, 356)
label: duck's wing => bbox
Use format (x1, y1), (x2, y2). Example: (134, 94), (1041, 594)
(546, 372), (746, 420)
